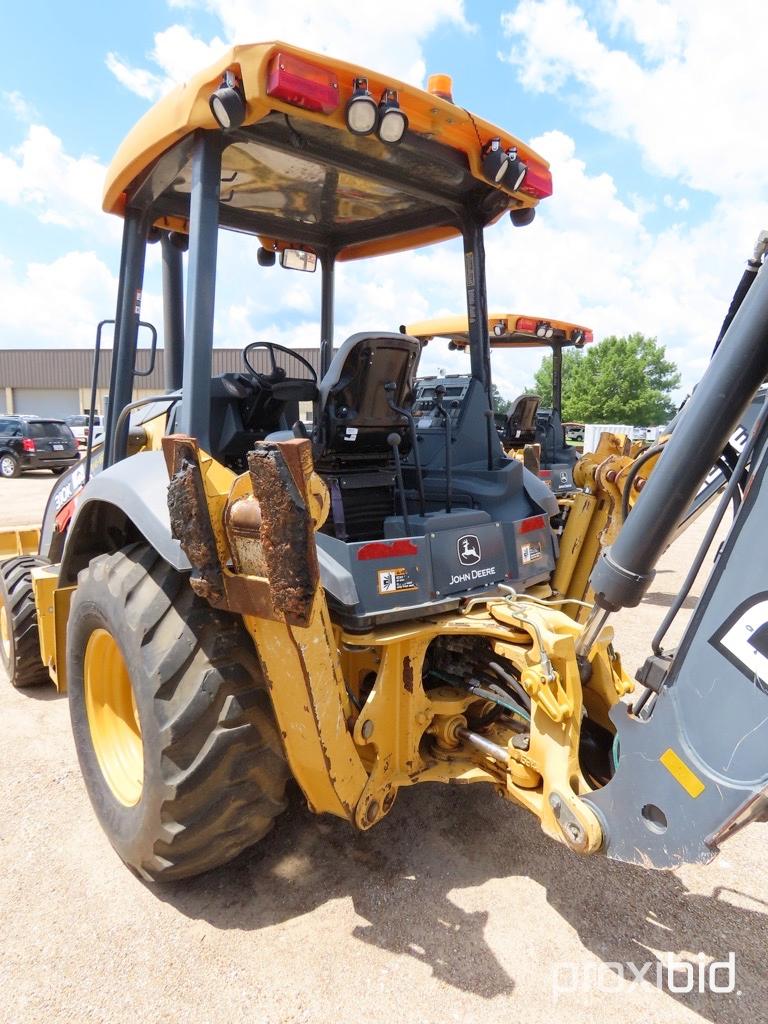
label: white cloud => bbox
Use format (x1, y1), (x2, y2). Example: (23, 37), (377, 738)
(663, 194), (689, 212)
(477, 128), (768, 394)
(3, 91), (38, 122)
(105, 54), (167, 103)
(500, 1), (768, 197)
(0, 251), (117, 347)
(107, 0), (473, 100)
(0, 124), (111, 232)
(106, 25), (230, 102)
(604, 0), (685, 62)
(492, 5), (768, 397)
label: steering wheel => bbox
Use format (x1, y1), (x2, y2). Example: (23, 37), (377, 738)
(242, 341), (318, 391)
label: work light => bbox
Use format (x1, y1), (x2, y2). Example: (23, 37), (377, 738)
(377, 89), (408, 143)
(209, 71), (246, 130)
(536, 321), (555, 340)
(346, 77), (378, 135)
(510, 208), (536, 227)
(482, 139), (509, 184)
(504, 147), (527, 191)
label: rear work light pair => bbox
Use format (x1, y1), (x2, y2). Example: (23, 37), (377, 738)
(515, 317), (553, 339)
(208, 59), (407, 146)
(482, 138), (527, 192)
(346, 78), (408, 144)
(536, 321), (555, 340)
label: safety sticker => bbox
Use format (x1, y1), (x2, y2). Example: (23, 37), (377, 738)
(521, 541), (543, 565)
(711, 592), (768, 695)
(377, 567), (418, 595)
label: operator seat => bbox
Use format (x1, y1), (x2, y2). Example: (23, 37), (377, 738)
(315, 331), (421, 460)
(504, 394), (540, 447)
(535, 407), (577, 468)
(313, 331), (422, 540)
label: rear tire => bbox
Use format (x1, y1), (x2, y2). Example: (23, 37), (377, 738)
(0, 556), (49, 688)
(67, 543), (289, 881)
(50, 467), (67, 476)
(0, 453), (21, 478)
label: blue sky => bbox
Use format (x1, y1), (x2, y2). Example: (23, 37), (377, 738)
(2, 1), (767, 401)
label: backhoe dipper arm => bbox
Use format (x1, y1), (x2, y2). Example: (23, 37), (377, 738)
(586, 421), (768, 866)
(582, 261), (768, 866)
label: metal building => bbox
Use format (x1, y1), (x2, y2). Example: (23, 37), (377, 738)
(0, 348), (321, 418)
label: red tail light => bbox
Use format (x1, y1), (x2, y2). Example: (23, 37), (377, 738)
(518, 158), (553, 199)
(357, 540), (419, 561)
(520, 515), (546, 534)
(266, 52), (340, 114)
(22, 437), (35, 452)
(515, 317), (537, 333)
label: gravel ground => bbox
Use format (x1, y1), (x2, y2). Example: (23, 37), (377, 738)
(0, 474), (766, 1024)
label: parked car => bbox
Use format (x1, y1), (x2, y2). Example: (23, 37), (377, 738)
(65, 413), (104, 449)
(0, 416), (80, 478)
(565, 423), (585, 443)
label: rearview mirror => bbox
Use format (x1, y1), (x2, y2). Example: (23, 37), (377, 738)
(280, 248), (317, 273)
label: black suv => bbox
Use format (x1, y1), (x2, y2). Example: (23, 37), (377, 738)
(0, 416), (80, 478)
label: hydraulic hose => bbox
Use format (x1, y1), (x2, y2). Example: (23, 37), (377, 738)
(712, 229), (768, 355)
(651, 390), (768, 653)
(620, 441), (666, 523)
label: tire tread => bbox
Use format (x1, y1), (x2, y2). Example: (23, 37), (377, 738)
(69, 544), (289, 881)
(0, 556), (49, 688)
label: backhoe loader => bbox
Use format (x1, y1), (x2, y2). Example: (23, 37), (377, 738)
(407, 311), (593, 492)
(1, 42), (767, 882)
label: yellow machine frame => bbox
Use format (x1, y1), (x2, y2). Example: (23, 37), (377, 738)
(143, 432), (633, 853)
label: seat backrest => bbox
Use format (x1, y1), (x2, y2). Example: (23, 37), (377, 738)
(316, 332), (421, 458)
(506, 394), (540, 443)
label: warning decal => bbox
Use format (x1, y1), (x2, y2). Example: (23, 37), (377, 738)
(377, 567), (418, 595)
(711, 592), (768, 695)
(521, 541), (543, 565)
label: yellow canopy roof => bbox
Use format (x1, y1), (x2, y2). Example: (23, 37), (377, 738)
(406, 312), (593, 347)
(103, 42), (552, 261)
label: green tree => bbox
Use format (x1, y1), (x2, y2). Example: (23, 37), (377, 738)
(491, 383), (513, 414)
(528, 333), (680, 426)
(529, 349), (583, 410)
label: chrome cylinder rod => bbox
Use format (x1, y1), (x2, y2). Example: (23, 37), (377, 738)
(457, 727), (509, 765)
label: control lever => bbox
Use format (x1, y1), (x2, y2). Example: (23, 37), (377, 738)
(384, 381), (426, 515)
(434, 383), (453, 513)
(387, 432), (411, 535)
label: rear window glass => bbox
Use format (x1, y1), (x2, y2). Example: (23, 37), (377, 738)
(66, 415), (100, 426)
(26, 421), (74, 440)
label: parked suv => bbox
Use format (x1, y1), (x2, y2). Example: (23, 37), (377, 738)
(0, 416), (80, 478)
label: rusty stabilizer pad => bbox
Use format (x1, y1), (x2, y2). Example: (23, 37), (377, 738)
(247, 441), (319, 626)
(163, 436), (225, 605)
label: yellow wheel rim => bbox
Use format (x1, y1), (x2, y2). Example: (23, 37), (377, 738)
(0, 601), (10, 662)
(83, 628), (143, 806)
